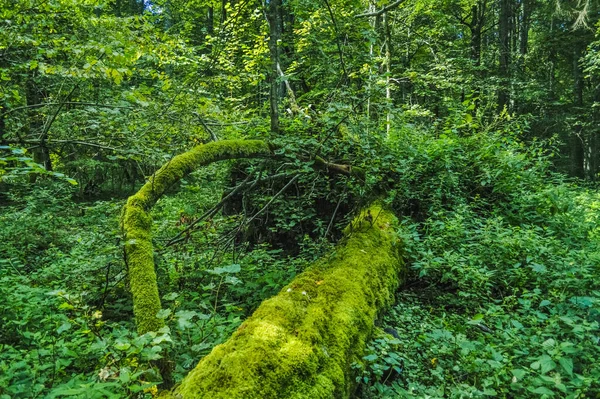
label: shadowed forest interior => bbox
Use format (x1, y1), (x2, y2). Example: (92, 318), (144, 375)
(2, 0), (600, 397)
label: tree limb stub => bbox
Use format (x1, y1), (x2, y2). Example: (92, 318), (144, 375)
(314, 155), (366, 180)
(164, 204), (404, 398)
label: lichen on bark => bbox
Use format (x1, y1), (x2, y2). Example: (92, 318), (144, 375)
(121, 140), (273, 334)
(164, 204), (404, 398)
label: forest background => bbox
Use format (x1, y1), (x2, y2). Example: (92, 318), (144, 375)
(2, 0), (600, 397)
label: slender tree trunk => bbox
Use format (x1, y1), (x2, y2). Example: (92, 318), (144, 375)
(221, 0), (227, 24)
(470, 1), (485, 111)
(470, 4), (482, 66)
(26, 78), (52, 181)
(573, 44), (592, 179)
(513, 0), (531, 113)
(548, 44), (556, 102)
(591, 79), (600, 179)
(383, 11), (392, 136)
(366, 1), (375, 127)
(267, 0), (282, 134)
(573, 46), (584, 108)
(519, 0), (531, 56)
(498, 0), (511, 111)
(0, 102), (6, 146)
(571, 43), (584, 178)
(207, 6), (214, 34)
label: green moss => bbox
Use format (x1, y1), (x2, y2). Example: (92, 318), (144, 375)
(121, 140), (273, 334)
(164, 204), (404, 398)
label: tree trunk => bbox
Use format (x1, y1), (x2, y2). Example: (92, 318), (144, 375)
(122, 137), (369, 333)
(163, 205), (404, 399)
(383, 11), (392, 136)
(267, 0), (282, 134)
(470, 0), (486, 111)
(0, 102), (6, 146)
(519, 0), (531, 56)
(498, 0), (511, 111)
(207, 6), (214, 35)
(221, 0), (227, 24)
(26, 77), (52, 181)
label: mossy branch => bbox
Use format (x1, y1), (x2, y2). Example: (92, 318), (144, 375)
(121, 140), (273, 335)
(121, 139), (368, 336)
(162, 204), (404, 398)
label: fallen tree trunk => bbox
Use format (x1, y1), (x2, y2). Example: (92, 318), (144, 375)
(163, 204), (404, 398)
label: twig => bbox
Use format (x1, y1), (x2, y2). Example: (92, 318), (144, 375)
(215, 174), (301, 248)
(244, 174), (299, 226)
(165, 172), (293, 247)
(0, 102), (135, 117)
(166, 174), (254, 246)
(276, 63), (300, 113)
(6, 139), (143, 154)
(356, 0), (406, 17)
(322, 0), (349, 81)
(99, 262), (112, 310)
(193, 112), (219, 141)
(324, 192), (345, 239)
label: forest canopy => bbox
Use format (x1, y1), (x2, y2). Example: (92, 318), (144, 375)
(1, 0), (600, 397)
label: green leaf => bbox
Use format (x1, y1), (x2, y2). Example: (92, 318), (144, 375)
(176, 310), (198, 330)
(114, 341), (131, 351)
(156, 309), (172, 319)
(542, 338), (555, 349)
(511, 369), (527, 380)
(207, 264), (241, 275)
(531, 386), (554, 395)
(539, 355), (556, 374)
(511, 320), (524, 329)
(558, 357), (573, 377)
(57, 321), (72, 334)
(163, 292), (179, 301)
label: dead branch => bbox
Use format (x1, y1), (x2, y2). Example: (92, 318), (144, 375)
(356, 0), (406, 17)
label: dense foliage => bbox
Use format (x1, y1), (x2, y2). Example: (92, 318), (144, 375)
(2, 0), (600, 397)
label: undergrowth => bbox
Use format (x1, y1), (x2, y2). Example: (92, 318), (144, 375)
(2, 117), (600, 398)
(356, 124), (600, 398)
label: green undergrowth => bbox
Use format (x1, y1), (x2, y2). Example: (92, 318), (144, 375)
(2, 120), (600, 398)
(356, 125), (600, 398)
(0, 165), (314, 398)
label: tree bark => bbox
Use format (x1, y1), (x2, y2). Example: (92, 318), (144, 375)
(519, 0), (531, 56)
(267, 0), (282, 134)
(207, 6), (214, 35)
(163, 205), (404, 398)
(26, 77), (53, 181)
(498, 0), (511, 111)
(383, 11), (392, 136)
(0, 102), (6, 146)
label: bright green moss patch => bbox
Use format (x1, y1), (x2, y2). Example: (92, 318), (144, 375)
(121, 140), (273, 334)
(165, 205), (404, 399)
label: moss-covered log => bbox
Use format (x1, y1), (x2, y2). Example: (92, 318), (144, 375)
(164, 204), (404, 398)
(121, 140), (273, 334)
